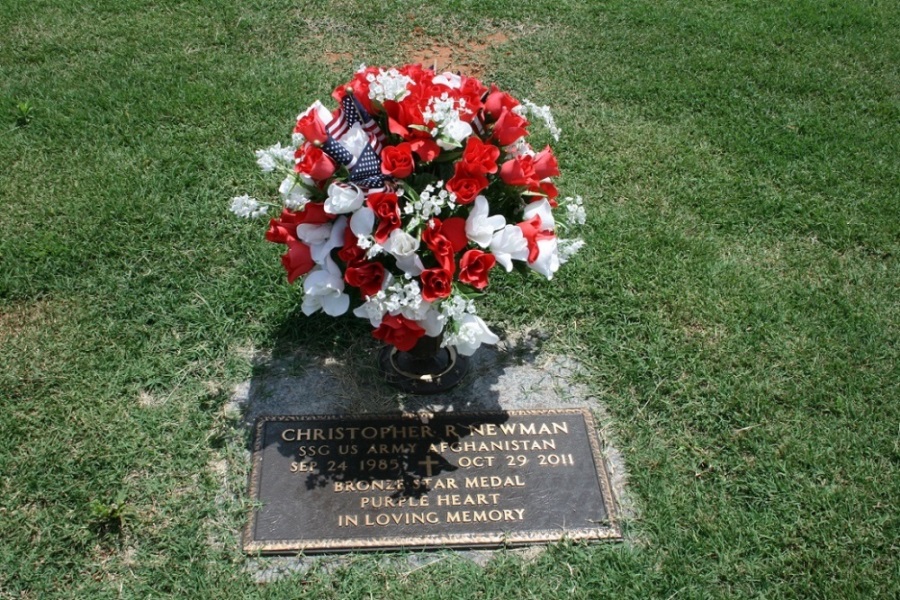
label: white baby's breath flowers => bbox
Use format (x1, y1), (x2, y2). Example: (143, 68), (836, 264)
(558, 238), (586, 264)
(424, 94), (473, 149)
(367, 68), (414, 103)
(562, 195), (587, 226)
(365, 243), (384, 259)
(515, 99), (561, 141)
(255, 142), (295, 173)
(354, 280), (430, 326)
(229, 195), (267, 219)
(279, 176), (311, 210)
(402, 182), (457, 229)
(440, 294), (477, 321)
(503, 137), (536, 159)
(442, 314), (499, 356)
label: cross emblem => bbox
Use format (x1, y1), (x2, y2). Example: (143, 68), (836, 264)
(418, 455), (439, 478)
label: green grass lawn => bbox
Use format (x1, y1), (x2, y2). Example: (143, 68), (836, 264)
(1, 0), (897, 597)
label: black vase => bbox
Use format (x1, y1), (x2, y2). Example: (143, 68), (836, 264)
(378, 334), (469, 394)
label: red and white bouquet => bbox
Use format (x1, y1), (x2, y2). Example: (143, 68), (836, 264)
(231, 64), (585, 355)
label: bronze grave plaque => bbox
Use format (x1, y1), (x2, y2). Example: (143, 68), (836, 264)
(244, 409), (619, 553)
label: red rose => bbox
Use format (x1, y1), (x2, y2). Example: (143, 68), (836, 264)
(366, 192), (401, 243)
(484, 86), (519, 118)
(332, 71), (378, 115)
(338, 226), (366, 265)
(462, 136), (500, 175)
(372, 314), (426, 352)
(499, 155), (538, 187)
(295, 145), (337, 181)
(439, 217), (469, 252)
(491, 108), (529, 146)
(535, 180), (559, 204)
(384, 99), (425, 136)
(380, 142), (415, 179)
(344, 261), (386, 298)
(459, 77), (487, 116)
(265, 205), (332, 244)
(459, 249), (497, 290)
(447, 162), (489, 205)
(281, 240), (315, 283)
(266, 218), (296, 244)
(428, 236), (456, 273)
(408, 137), (441, 162)
(420, 268), (454, 302)
(294, 111), (328, 144)
(422, 218), (467, 272)
(295, 202), (335, 225)
(533, 146), (560, 179)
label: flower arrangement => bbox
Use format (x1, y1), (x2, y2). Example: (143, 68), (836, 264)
(230, 64), (585, 356)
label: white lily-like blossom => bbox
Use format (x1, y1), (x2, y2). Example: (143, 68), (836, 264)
(528, 237), (561, 280)
(465, 195), (507, 248)
(293, 217), (347, 266)
(443, 314), (499, 356)
(432, 72), (462, 89)
(279, 175), (312, 210)
(523, 198), (556, 231)
(324, 182), (365, 214)
(310, 217), (347, 265)
(438, 115), (474, 150)
(489, 225), (529, 271)
(353, 295), (385, 327)
(417, 307), (445, 337)
(350, 206), (375, 237)
(341, 123), (370, 165)
(294, 223), (332, 246)
(302, 257), (350, 317)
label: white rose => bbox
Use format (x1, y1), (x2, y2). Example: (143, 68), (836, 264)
(324, 182), (365, 214)
(384, 228), (424, 276)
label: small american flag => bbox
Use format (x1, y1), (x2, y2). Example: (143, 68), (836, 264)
(349, 143), (384, 189)
(320, 91), (389, 188)
(320, 136), (354, 166)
